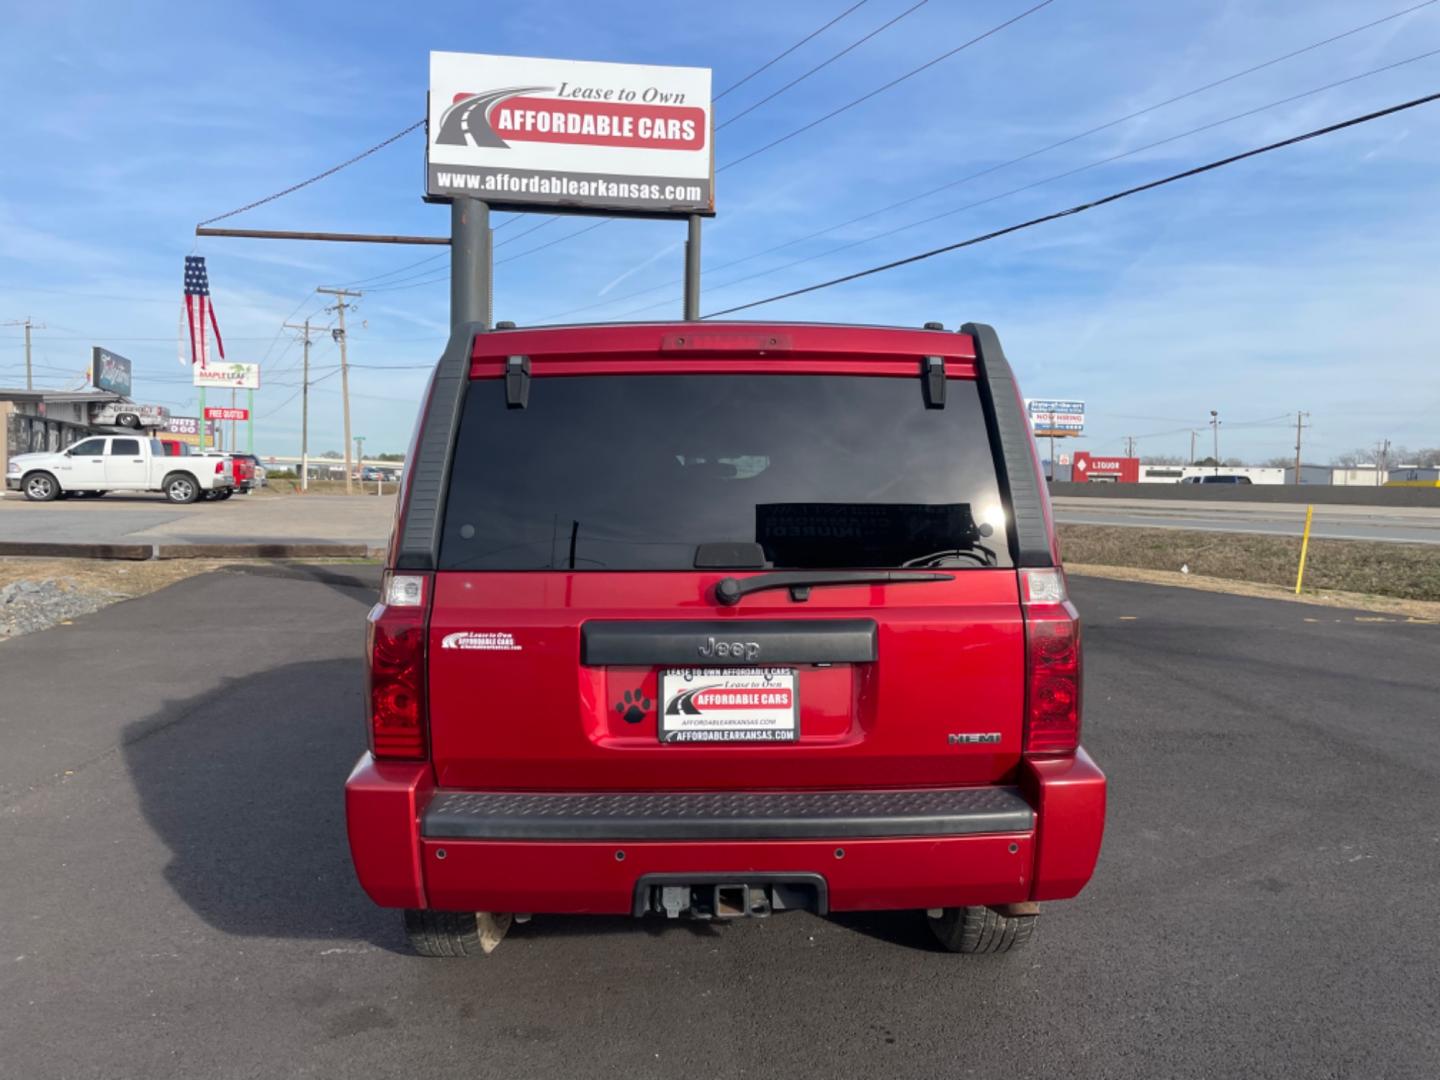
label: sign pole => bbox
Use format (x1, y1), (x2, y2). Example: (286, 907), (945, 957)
(450, 197), (491, 331)
(684, 215), (701, 321)
(247, 389), (254, 454)
(198, 386), (207, 450)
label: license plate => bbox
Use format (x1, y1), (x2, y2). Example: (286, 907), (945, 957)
(658, 667), (798, 743)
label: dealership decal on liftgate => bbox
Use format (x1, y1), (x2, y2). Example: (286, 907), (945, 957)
(659, 667), (798, 743)
(427, 52), (713, 214)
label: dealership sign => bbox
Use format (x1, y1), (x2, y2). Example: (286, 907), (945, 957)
(427, 52), (713, 215)
(193, 362), (260, 390)
(91, 348), (133, 397)
(1026, 398), (1085, 436)
(204, 407), (250, 421)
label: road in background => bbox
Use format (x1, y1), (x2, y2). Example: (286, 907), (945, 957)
(1053, 496), (1440, 544)
(0, 492), (395, 547)
(1, 568), (1437, 1079)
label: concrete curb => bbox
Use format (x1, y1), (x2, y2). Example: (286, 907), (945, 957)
(0, 541), (383, 562)
(0, 541), (154, 561)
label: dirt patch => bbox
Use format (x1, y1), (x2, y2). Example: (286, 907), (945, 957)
(0, 558), (224, 641)
(1057, 525), (1440, 603)
(1067, 562), (1440, 622)
(257, 480), (393, 497)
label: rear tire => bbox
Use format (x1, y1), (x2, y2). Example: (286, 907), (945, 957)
(403, 910), (483, 958)
(22, 472), (59, 501)
(928, 905), (1037, 954)
(403, 910), (512, 957)
(163, 473), (200, 504)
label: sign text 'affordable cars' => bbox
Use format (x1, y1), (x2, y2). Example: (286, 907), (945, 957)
(427, 52), (713, 215)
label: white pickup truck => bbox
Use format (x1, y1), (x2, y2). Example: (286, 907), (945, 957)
(6, 435), (234, 503)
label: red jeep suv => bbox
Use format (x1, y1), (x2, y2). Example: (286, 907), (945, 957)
(346, 321), (1105, 956)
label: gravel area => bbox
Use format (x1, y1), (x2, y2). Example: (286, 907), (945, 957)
(0, 578), (126, 639)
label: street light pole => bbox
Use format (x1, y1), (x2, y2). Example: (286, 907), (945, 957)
(1210, 411), (1220, 474)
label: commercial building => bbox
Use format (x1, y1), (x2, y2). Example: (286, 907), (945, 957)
(0, 387), (171, 482)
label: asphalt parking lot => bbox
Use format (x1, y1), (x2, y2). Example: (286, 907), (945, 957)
(2, 568), (1437, 1079)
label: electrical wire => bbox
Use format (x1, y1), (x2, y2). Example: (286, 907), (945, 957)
(715, 0), (872, 101)
(532, 0), (1438, 324)
(716, 1), (930, 131)
(197, 120), (425, 227)
(613, 48), (1440, 318)
(718, 0), (1056, 172)
(702, 88), (1440, 318)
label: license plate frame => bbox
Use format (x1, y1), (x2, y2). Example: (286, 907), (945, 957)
(657, 667), (799, 744)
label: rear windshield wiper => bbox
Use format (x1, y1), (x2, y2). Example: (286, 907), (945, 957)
(715, 570), (954, 606)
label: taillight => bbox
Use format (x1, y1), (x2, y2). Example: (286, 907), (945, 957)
(1021, 568), (1081, 756)
(366, 572), (429, 760)
(215, 461), (224, 475)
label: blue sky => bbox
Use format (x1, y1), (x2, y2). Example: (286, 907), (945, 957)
(2, 0), (1438, 462)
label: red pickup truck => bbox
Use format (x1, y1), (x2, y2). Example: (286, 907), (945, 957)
(346, 321), (1106, 957)
(157, 442), (254, 498)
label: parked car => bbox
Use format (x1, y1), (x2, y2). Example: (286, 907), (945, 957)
(229, 453), (267, 490)
(1181, 474), (1253, 484)
(346, 321), (1106, 958)
(7, 435), (233, 503)
(191, 450), (255, 497)
(88, 402), (170, 429)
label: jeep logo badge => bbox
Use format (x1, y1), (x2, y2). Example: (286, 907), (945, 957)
(698, 636), (761, 662)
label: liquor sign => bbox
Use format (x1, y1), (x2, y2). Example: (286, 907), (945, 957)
(1027, 399), (1085, 436)
(204, 407), (250, 421)
(1073, 452), (1139, 484)
(193, 362), (260, 390)
(91, 348), (133, 397)
(427, 52), (713, 216)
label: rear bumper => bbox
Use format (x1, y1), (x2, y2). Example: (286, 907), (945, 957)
(344, 749), (1105, 914)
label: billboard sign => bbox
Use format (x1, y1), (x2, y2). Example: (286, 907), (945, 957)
(164, 416), (200, 436)
(193, 362), (260, 390)
(91, 348), (133, 397)
(204, 407), (250, 421)
(427, 52), (713, 216)
(1027, 398), (1085, 436)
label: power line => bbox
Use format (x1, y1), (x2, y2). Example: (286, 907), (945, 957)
(197, 120), (425, 227)
(494, 2), (1052, 278)
(715, 0), (871, 101)
(717, 0), (1056, 172)
(703, 88), (1440, 318)
(546, 2), (1439, 323)
(716, 1), (930, 131)
(619, 48), (1440, 317)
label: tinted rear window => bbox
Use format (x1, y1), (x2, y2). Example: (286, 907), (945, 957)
(439, 374), (1011, 571)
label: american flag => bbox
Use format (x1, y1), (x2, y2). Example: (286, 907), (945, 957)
(183, 255), (225, 369)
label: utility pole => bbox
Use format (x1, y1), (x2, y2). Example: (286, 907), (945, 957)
(283, 318), (324, 492)
(1123, 435), (1136, 458)
(1293, 411), (1310, 484)
(3, 318), (44, 390)
(1375, 438), (1391, 485)
(316, 287), (361, 494)
(1189, 430), (1197, 465)
(1209, 411), (1221, 473)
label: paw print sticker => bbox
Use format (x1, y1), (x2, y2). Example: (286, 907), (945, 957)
(614, 688), (651, 724)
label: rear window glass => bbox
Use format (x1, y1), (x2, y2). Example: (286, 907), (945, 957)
(439, 373), (1011, 571)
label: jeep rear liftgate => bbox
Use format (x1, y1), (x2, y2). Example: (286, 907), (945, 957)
(422, 352), (1030, 791)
